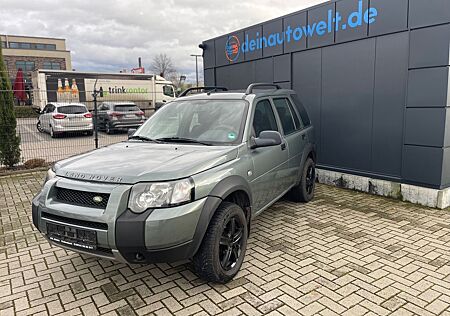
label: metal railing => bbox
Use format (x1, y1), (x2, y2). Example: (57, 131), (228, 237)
(0, 89), (167, 168)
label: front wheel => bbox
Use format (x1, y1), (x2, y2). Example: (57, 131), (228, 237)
(288, 157), (316, 203)
(50, 127), (58, 138)
(106, 124), (113, 134)
(192, 202), (248, 283)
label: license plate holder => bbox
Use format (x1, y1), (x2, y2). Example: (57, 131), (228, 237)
(47, 223), (97, 250)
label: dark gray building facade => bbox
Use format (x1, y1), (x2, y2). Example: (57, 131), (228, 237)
(202, 0), (450, 192)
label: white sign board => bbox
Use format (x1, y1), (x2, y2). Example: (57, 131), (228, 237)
(84, 78), (153, 102)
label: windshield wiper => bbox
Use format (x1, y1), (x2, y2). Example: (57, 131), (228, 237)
(128, 135), (162, 143)
(156, 137), (212, 146)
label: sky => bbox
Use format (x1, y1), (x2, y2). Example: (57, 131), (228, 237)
(0, 0), (327, 83)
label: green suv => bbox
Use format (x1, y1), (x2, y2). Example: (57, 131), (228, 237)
(32, 83), (316, 283)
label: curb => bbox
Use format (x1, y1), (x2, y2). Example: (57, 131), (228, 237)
(0, 167), (48, 177)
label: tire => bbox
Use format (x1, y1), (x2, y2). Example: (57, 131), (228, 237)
(106, 123), (113, 134)
(50, 128), (58, 138)
(36, 121), (44, 133)
(192, 202), (248, 283)
(288, 158), (316, 203)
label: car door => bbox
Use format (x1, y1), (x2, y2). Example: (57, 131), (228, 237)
(97, 103), (108, 128)
(272, 97), (307, 187)
(39, 105), (48, 131)
(47, 104), (56, 131)
(41, 104), (52, 132)
(248, 99), (289, 213)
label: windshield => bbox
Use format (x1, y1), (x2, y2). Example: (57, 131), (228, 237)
(135, 99), (248, 145)
(57, 105), (87, 114)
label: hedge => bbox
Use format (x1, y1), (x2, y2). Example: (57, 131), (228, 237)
(14, 106), (39, 118)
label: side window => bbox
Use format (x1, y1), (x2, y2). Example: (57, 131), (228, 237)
(252, 99), (279, 137)
(290, 94), (311, 127)
(286, 98), (303, 130)
(163, 85), (174, 97)
(43, 105), (49, 113)
(273, 98), (296, 135)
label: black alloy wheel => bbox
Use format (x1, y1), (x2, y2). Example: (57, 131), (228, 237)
(305, 164), (315, 195)
(192, 202), (248, 283)
(219, 215), (245, 271)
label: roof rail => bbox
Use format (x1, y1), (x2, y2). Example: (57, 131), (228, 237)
(245, 83), (281, 95)
(178, 86), (228, 97)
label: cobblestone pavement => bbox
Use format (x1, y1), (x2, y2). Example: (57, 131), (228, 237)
(1, 172), (450, 316)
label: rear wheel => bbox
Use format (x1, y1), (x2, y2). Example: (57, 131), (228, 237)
(192, 202), (248, 283)
(36, 121), (44, 133)
(288, 158), (316, 203)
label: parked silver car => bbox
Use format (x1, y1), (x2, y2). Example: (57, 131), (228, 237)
(37, 103), (93, 138)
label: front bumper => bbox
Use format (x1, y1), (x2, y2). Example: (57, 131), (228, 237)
(32, 177), (220, 263)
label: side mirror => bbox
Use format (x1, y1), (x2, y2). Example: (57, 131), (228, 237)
(128, 128), (137, 139)
(250, 131), (283, 149)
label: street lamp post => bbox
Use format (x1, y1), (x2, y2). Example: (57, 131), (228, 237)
(190, 54), (202, 87)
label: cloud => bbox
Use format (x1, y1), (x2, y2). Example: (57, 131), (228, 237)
(1, 0), (326, 83)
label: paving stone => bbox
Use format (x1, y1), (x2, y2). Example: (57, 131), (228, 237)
(1, 172), (450, 316)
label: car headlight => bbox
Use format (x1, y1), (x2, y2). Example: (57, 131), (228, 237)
(128, 178), (194, 213)
(43, 166), (56, 185)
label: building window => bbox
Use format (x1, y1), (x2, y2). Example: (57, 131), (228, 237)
(42, 62), (60, 70)
(1, 41), (5, 48)
(7, 42), (57, 50)
(10, 42), (31, 49)
(45, 44), (56, 50)
(19, 43), (31, 49)
(16, 61), (35, 71)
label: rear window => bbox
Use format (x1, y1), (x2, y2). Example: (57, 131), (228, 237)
(114, 105), (139, 112)
(57, 105), (87, 114)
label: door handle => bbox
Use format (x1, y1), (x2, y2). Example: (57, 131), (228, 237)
(281, 142), (286, 150)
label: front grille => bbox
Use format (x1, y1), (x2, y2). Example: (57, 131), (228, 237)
(42, 212), (108, 230)
(55, 187), (110, 209)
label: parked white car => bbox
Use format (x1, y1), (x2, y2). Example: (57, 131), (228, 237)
(37, 103), (93, 138)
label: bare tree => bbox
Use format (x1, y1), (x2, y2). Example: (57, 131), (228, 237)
(150, 53), (175, 78)
(167, 72), (183, 88)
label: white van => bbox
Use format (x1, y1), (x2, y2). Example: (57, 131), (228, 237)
(31, 70), (176, 114)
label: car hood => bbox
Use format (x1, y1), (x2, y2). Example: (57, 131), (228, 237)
(55, 142), (239, 184)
